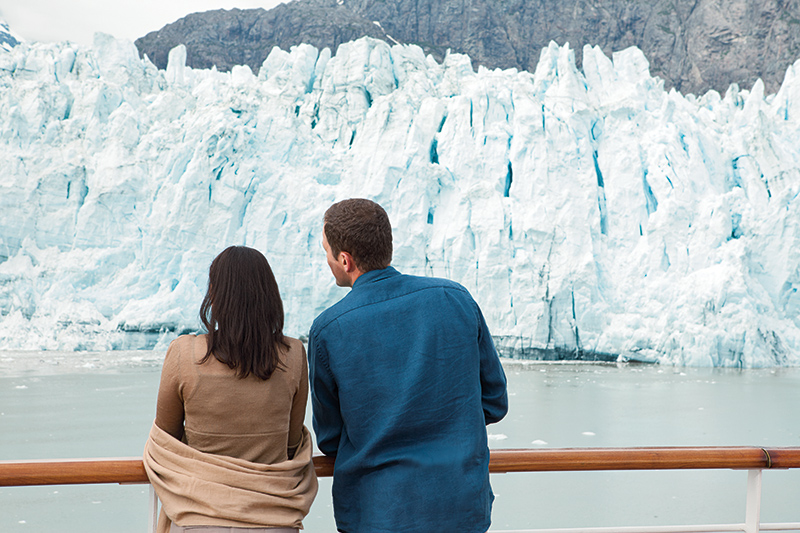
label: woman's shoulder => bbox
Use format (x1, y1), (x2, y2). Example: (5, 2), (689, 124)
(282, 335), (305, 356)
(283, 335), (302, 346)
(281, 336), (307, 368)
(168, 333), (206, 347)
(166, 334), (207, 362)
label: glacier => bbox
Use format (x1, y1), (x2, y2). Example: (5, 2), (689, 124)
(1, 33), (800, 367)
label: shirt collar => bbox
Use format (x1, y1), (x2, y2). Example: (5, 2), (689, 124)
(352, 266), (400, 289)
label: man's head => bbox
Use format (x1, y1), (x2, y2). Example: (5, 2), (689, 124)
(323, 199), (392, 287)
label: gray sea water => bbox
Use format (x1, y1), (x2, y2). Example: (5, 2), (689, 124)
(0, 351), (799, 532)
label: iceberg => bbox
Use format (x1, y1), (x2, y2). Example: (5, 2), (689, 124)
(1, 34), (800, 367)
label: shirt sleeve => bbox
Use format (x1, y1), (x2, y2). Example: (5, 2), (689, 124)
(308, 327), (343, 457)
(155, 338), (186, 440)
(287, 342), (309, 459)
(476, 305), (509, 425)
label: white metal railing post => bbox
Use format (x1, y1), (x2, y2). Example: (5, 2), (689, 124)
(744, 469), (762, 533)
(148, 485), (159, 533)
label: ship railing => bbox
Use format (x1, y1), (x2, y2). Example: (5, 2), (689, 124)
(1, 446), (799, 533)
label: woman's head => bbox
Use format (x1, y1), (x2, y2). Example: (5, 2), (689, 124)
(200, 246), (287, 380)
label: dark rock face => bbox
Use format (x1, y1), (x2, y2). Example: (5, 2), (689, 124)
(135, 3), (388, 73)
(135, 0), (800, 95)
(1, 20), (20, 51)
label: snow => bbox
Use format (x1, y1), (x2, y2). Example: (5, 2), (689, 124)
(1, 34), (800, 367)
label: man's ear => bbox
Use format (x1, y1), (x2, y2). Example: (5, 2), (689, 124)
(339, 251), (356, 273)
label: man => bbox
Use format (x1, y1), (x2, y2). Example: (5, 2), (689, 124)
(308, 198), (508, 533)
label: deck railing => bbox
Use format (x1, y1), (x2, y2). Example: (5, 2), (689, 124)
(2, 446), (800, 533)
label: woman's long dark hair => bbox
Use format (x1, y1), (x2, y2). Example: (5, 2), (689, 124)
(199, 246), (288, 380)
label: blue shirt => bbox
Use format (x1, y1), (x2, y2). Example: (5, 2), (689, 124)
(308, 267), (508, 533)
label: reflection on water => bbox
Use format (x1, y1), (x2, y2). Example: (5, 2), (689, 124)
(1, 353), (799, 531)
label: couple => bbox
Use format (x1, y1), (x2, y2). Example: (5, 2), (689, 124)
(143, 199), (509, 533)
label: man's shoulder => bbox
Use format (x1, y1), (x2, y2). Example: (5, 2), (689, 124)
(309, 271), (474, 338)
(396, 273), (475, 303)
(310, 287), (373, 339)
(400, 272), (466, 291)
(310, 297), (350, 338)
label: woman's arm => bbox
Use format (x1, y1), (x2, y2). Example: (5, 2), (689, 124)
(287, 343), (309, 459)
(155, 338), (186, 441)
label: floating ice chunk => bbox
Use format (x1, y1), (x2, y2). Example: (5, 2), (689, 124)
(582, 432), (596, 436)
(488, 433), (508, 441)
(531, 439), (548, 445)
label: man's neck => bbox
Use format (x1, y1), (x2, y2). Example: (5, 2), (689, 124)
(342, 267), (364, 288)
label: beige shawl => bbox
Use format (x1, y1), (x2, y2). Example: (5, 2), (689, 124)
(143, 422), (318, 533)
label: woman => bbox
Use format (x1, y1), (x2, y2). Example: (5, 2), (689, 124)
(144, 246), (317, 533)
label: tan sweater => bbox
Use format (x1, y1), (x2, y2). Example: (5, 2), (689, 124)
(155, 334), (308, 464)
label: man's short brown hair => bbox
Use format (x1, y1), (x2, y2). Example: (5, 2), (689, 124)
(324, 199), (392, 273)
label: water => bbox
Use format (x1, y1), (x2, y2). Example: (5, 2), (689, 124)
(1, 351), (799, 532)
(490, 362), (800, 529)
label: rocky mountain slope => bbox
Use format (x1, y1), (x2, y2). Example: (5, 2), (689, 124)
(1, 19), (22, 52)
(135, 0), (800, 96)
(134, 3), (388, 73)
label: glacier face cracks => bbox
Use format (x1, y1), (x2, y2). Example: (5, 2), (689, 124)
(1, 34), (800, 367)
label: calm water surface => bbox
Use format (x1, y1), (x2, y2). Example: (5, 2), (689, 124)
(0, 351), (798, 531)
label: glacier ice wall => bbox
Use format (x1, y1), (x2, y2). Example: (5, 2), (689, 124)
(1, 34), (800, 367)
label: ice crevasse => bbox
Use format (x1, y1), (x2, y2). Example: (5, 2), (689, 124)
(1, 33), (800, 367)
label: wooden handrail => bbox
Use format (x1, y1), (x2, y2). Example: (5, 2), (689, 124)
(1, 447), (799, 487)
(487, 447), (800, 472)
(0, 457), (149, 487)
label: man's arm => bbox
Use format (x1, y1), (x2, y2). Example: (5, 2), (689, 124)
(308, 329), (343, 456)
(476, 306), (508, 425)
